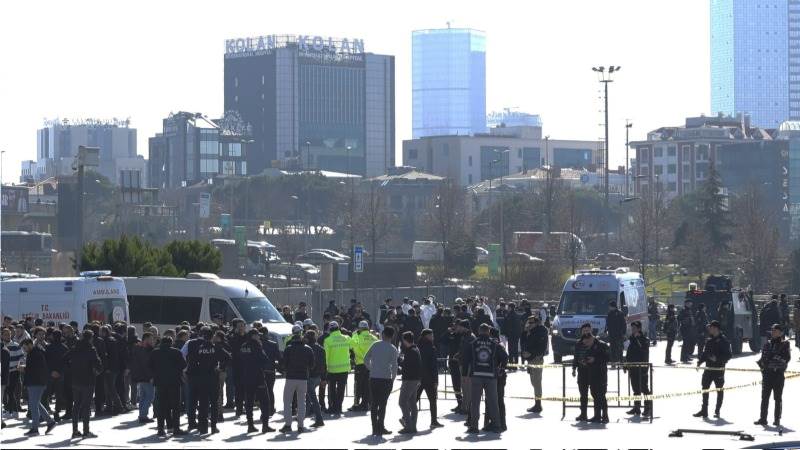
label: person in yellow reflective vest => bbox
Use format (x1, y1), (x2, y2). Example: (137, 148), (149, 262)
(323, 321), (352, 415)
(349, 321), (377, 411)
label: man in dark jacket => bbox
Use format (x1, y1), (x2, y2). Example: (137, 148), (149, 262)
(398, 331), (421, 434)
(572, 323), (610, 423)
(239, 329), (271, 433)
(462, 323), (505, 433)
(63, 330), (102, 439)
(98, 326), (124, 415)
(260, 327), (282, 418)
(663, 304), (678, 364)
(20, 338), (56, 436)
(521, 315), (548, 413)
(44, 329), (68, 422)
(428, 307), (452, 357)
(501, 303), (523, 369)
(280, 325), (315, 433)
(228, 319), (248, 416)
(148, 336), (187, 436)
(693, 321), (732, 418)
(755, 323), (791, 427)
(402, 309), (424, 340)
(417, 329), (443, 428)
(129, 332), (155, 424)
(695, 303), (710, 356)
(304, 330), (326, 428)
(678, 299), (696, 363)
(186, 327), (230, 434)
(605, 301), (627, 363)
(624, 321), (652, 417)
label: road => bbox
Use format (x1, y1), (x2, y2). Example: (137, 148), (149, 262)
(2, 341), (798, 448)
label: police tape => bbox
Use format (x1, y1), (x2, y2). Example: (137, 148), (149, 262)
(507, 362), (800, 374)
(437, 371), (800, 403)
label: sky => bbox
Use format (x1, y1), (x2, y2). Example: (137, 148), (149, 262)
(0, 0), (709, 184)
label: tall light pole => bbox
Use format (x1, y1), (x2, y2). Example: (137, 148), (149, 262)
(625, 120), (633, 197)
(592, 65), (621, 252)
(490, 148), (510, 285)
(305, 140), (312, 171)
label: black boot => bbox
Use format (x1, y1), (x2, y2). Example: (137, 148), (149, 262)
(693, 407), (708, 418)
(774, 401), (782, 427)
(246, 419), (257, 433)
(532, 400), (542, 413)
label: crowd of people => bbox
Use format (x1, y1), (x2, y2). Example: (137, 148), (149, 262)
(0, 293), (797, 441)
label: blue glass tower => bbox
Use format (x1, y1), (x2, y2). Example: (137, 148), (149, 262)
(412, 28), (486, 138)
(711, 0), (789, 128)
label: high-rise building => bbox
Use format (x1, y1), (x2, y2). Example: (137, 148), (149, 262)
(710, 0), (790, 128)
(412, 27), (486, 138)
(33, 118), (145, 186)
(147, 111), (251, 189)
(224, 34), (395, 177)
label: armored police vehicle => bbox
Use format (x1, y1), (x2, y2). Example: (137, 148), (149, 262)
(551, 268), (648, 363)
(684, 275), (760, 354)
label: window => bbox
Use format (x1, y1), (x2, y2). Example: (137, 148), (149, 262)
(210, 298), (237, 323)
(128, 295), (202, 325)
(468, 174), (473, 184)
(408, 149), (418, 160)
(240, 161), (247, 175)
(228, 143), (242, 157)
(468, 155), (473, 167)
(654, 165), (664, 175)
(667, 182), (677, 192)
(200, 159), (218, 174)
(200, 140), (218, 155)
(667, 164), (676, 174)
(87, 298), (128, 325)
(654, 147), (663, 157)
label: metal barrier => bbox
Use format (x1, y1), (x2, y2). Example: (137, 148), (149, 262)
(560, 361), (654, 423)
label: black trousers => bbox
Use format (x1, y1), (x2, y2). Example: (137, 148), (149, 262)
(71, 385), (93, 432)
(760, 371), (785, 421)
(244, 383), (269, 425)
(417, 380), (438, 423)
(327, 372), (348, 414)
(45, 376), (65, 414)
(497, 376), (506, 429)
(103, 371), (123, 412)
(578, 372), (608, 418)
(354, 365), (370, 406)
(700, 370), (725, 412)
(680, 333), (695, 362)
(94, 374), (105, 412)
(155, 385), (181, 431)
(265, 372), (276, 415)
(191, 376), (218, 428)
(665, 336), (675, 362)
(609, 336), (624, 363)
(448, 360), (463, 405)
(629, 368), (652, 410)
(234, 368), (245, 414)
(507, 335), (520, 364)
(369, 378), (392, 434)
(696, 335), (707, 357)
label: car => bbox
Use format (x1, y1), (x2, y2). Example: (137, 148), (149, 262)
(505, 252), (544, 264)
(475, 246), (489, 263)
(593, 252), (634, 265)
(309, 248), (351, 261)
(296, 250), (348, 264)
(271, 263), (320, 283)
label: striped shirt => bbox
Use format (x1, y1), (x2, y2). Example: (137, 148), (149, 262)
(3, 340), (24, 372)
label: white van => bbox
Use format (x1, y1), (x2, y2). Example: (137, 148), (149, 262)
(412, 241), (444, 262)
(550, 268), (648, 362)
(123, 273), (292, 346)
(1, 273), (129, 329)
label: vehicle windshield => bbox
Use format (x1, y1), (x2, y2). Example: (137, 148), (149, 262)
(231, 297), (285, 323)
(558, 291), (618, 315)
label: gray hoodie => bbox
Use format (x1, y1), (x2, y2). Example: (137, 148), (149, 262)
(364, 340), (399, 380)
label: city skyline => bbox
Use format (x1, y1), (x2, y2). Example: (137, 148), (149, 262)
(0, 0), (709, 183)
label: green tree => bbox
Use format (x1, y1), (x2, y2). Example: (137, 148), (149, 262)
(164, 240), (222, 275)
(80, 235), (180, 277)
(445, 231), (478, 278)
(699, 164), (733, 254)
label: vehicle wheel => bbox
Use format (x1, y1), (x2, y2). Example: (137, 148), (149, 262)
(553, 353), (562, 363)
(732, 328), (743, 355)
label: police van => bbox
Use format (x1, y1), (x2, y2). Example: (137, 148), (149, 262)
(550, 268), (648, 362)
(123, 273), (292, 347)
(0, 272), (129, 328)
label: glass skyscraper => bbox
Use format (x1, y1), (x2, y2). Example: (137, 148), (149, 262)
(711, 0), (790, 128)
(412, 28), (486, 138)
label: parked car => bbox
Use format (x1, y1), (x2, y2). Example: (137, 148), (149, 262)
(505, 252), (544, 264)
(475, 247), (489, 263)
(309, 248), (351, 261)
(297, 250), (347, 264)
(593, 252), (634, 265)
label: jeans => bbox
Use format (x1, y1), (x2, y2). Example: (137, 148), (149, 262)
(283, 379), (307, 428)
(27, 385), (53, 429)
(306, 377), (324, 422)
(369, 378), (392, 434)
(137, 382), (155, 419)
(399, 380), (420, 431)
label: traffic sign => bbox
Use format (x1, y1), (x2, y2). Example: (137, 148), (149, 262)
(353, 245), (364, 273)
(199, 192), (211, 218)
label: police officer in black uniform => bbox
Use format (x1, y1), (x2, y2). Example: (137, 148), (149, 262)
(624, 321), (652, 417)
(572, 323), (610, 423)
(605, 301), (627, 363)
(445, 320), (465, 414)
(186, 326), (230, 434)
(693, 320), (732, 418)
(678, 299), (696, 363)
(695, 303), (709, 356)
(239, 329), (272, 433)
(663, 304), (678, 364)
(755, 323), (791, 427)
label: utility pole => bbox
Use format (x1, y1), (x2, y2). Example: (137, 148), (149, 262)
(592, 66), (621, 253)
(625, 120), (633, 198)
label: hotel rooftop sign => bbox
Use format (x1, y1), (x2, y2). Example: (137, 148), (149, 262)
(225, 34), (365, 57)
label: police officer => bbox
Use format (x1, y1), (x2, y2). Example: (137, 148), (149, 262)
(445, 320), (465, 414)
(228, 319), (248, 417)
(349, 320), (377, 411)
(755, 323), (791, 427)
(260, 327), (281, 418)
(624, 321), (652, 417)
(185, 327), (230, 434)
(717, 301), (734, 339)
(489, 327), (508, 431)
(461, 323), (505, 434)
(678, 299), (696, 363)
(458, 319), (476, 425)
(647, 299), (660, 345)
(239, 329), (272, 433)
(663, 304), (678, 364)
(148, 336), (187, 437)
(572, 323), (610, 423)
(693, 320), (732, 418)
(605, 301), (626, 363)
(695, 303), (709, 357)
(521, 315), (548, 414)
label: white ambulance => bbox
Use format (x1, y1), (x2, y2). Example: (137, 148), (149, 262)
(0, 272), (129, 328)
(550, 268), (648, 362)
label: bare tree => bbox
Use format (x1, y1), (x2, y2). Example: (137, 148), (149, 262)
(356, 181), (397, 284)
(733, 184), (780, 292)
(425, 179), (466, 282)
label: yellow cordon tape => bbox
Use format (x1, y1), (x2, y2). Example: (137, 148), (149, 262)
(439, 365), (800, 403)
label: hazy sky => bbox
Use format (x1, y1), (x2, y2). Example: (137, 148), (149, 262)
(0, 0), (709, 183)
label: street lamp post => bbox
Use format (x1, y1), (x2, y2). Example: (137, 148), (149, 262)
(490, 148), (510, 285)
(625, 120), (633, 197)
(305, 140), (312, 171)
(592, 65), (621, 252)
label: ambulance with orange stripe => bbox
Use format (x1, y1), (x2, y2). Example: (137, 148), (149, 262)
(550, 268), (648, 363)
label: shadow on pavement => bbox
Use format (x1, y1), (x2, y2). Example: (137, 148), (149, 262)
(42, 438), (76, 448)
(454, 432), (502, 442)
(703, 417), (733, 426)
